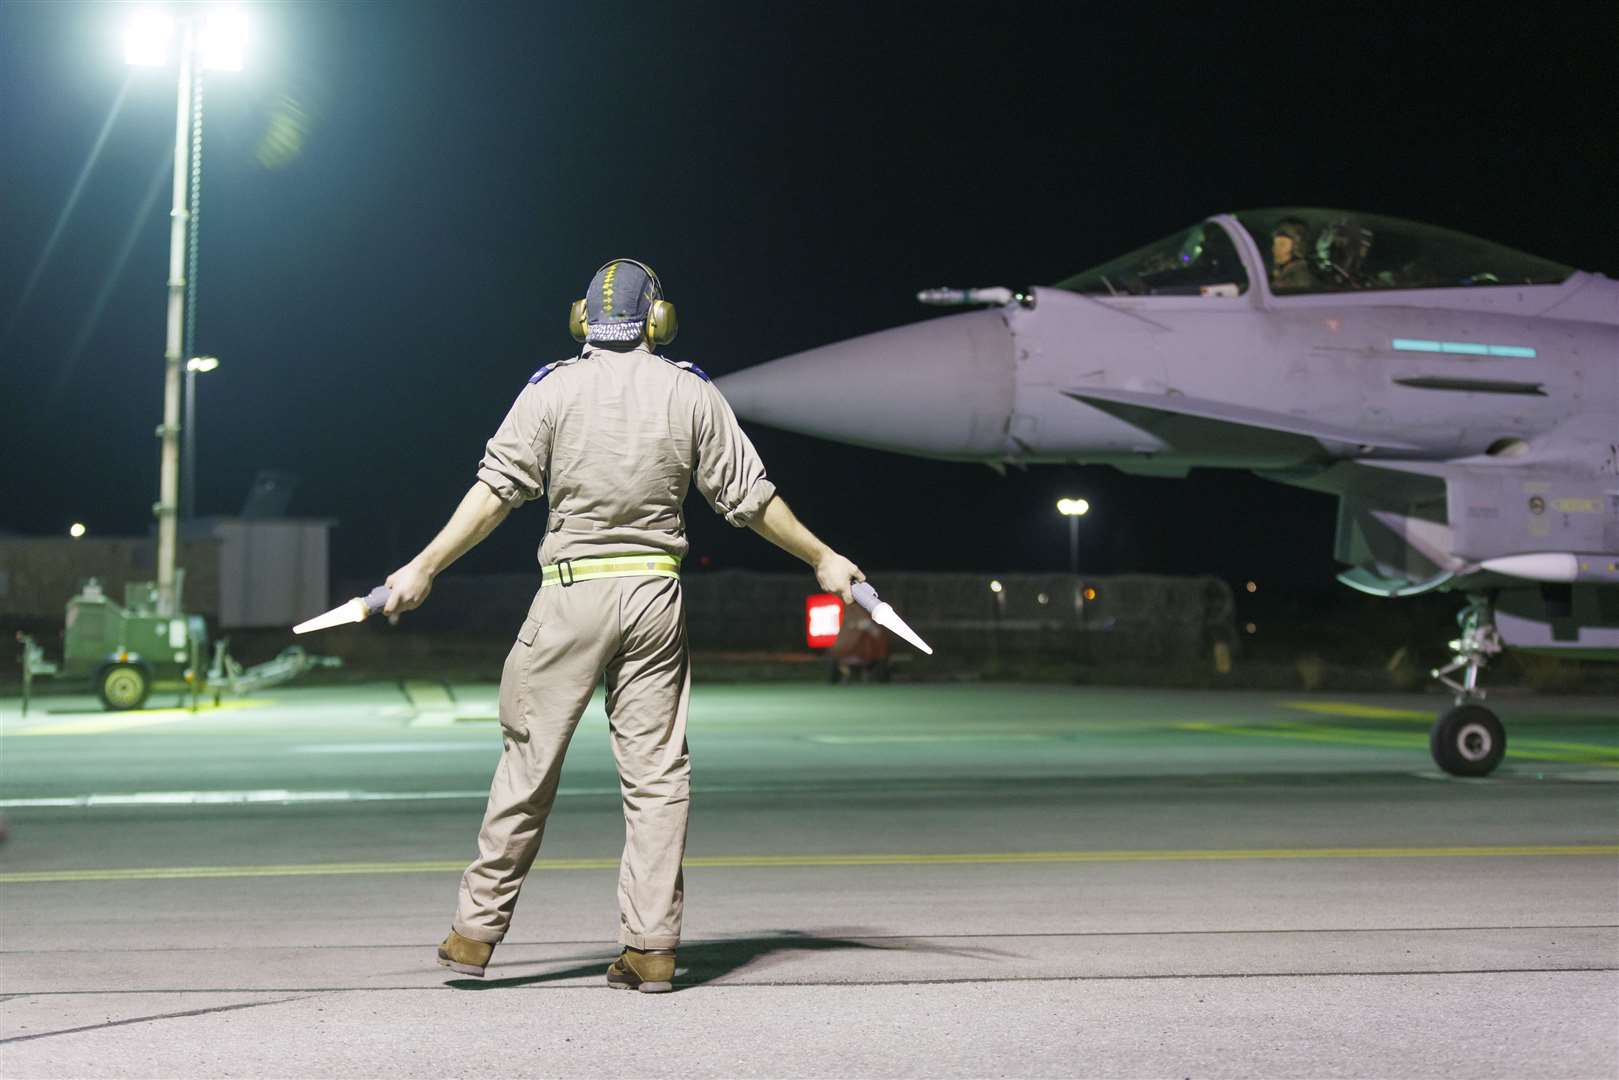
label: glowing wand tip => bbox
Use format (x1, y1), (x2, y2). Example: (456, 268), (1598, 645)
(850, 581), (934, 655)
(293, 586), (391, 635)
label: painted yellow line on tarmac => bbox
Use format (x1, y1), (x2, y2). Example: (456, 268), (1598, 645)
(3, 845), (1616, 884)
(4, 699), (272, 737)
(1508, 738), (1619, 758)
(1179, 721), (1416, 750)
(1280, 700), (1432, 721)
(1180, 721), (1619, 766)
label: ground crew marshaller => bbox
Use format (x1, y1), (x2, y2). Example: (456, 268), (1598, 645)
(382, 259), (864, 993)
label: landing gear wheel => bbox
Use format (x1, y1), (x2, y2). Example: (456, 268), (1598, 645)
(1430, 703), (1505, 777)
(98, 663), (151, 711)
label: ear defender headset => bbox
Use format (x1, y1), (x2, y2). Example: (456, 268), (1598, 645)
(568, 258), (679, 346)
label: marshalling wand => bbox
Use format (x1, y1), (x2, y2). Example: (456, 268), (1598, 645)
(851, 581), (933, 655)
(293, 586), (391, 635)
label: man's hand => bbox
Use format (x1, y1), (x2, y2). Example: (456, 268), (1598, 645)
(750, 495), (865, 601)
(384, 559), (434, 616)
(815, 552), (865, 604)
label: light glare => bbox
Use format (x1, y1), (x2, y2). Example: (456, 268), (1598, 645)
(200, 8), (248, 71)
(125, 10), (174, 67)
(186, 355), (220, 372)
(69, 522), (87, 539)
(989, 580), (1003, 594)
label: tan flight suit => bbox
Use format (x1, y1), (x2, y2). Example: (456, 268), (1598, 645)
(451, 342), (776, 951)
(1270, 257), (1317, 293)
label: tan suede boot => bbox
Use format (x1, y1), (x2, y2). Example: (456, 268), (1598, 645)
(605, 947), (676, 993)
(437, 929), (494, 977)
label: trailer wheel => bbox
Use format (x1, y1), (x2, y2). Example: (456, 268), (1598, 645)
(98, 664), (151, 711)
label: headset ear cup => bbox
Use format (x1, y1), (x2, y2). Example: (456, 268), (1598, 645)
(649, 299), (678, 345)
(568, 299), (588, 343)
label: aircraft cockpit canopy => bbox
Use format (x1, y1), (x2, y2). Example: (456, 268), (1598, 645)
(1054, 210), (1575, 298)
(1235, 209), (1575, 294)
(1054, 222), (1250, 298)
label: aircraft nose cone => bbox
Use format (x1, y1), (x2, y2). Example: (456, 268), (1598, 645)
(717, 309), (1015, 459)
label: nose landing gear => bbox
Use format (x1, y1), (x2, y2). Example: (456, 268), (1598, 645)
(1429, 594), (1507, 776)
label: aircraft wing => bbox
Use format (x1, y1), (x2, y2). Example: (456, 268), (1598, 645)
(1061, 386), (1427, 453)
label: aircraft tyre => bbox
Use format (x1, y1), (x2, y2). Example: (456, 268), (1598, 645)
(1430, 704), (1505, 777)
(97, 663), (151, 712)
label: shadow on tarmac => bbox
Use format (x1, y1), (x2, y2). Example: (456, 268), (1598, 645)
(445, 930), (984, 990)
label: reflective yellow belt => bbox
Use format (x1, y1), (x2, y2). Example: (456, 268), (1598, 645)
(540, 553), (681, 588)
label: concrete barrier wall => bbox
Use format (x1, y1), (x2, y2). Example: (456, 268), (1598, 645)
(350, 570), (1236, 667)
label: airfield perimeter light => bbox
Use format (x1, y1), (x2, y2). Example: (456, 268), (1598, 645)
(125, 7), (245, 609)
(184, 356), (220, 519)
(69, 522), (87, 539)
(1057, 498), (1091, 573)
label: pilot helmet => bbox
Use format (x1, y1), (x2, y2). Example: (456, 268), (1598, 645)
(1271, 218), (1309, 257)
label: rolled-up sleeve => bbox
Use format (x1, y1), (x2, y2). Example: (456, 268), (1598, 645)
(476, 384), (550, 507)
(694, 382), (776, 527)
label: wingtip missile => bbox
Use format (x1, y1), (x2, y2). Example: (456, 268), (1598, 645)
(293, 586), (391, 635)
(850, 581), (934, 655)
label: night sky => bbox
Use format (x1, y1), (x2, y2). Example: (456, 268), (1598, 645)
(3, 2), (1615, 590)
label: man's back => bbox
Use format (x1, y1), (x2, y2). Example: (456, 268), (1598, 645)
(477, 343), (775, 566)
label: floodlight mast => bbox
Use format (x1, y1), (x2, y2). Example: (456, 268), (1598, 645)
(133, 7), (244, 614)
(153, 17), (196, 616)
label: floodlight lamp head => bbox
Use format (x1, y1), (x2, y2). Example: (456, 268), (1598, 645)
(125, 10), (175, 67)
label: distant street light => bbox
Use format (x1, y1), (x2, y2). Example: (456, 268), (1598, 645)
(69, 522), (87, 539)
(184, 355), (220, 519)
(125, 7), (248, 613)
(1056, 497), (1091, 574)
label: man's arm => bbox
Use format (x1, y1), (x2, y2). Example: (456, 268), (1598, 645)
(748, 494), (864, 602)
(384, 483), (510, 615)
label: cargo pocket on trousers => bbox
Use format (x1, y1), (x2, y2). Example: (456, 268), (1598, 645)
(502, 614), (542, 740)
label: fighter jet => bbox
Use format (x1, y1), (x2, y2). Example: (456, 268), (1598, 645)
(719, 208), (1619, 777)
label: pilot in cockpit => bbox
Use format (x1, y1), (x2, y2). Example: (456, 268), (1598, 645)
(1269, 218), (1317, 292)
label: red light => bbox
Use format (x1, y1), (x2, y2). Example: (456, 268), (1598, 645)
(805, 593), (843, 649)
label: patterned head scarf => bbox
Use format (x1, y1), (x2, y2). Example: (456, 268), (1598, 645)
(584, 259), (662, 343)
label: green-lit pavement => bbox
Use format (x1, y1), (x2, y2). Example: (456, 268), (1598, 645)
(1, 683), (1615, 1078)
